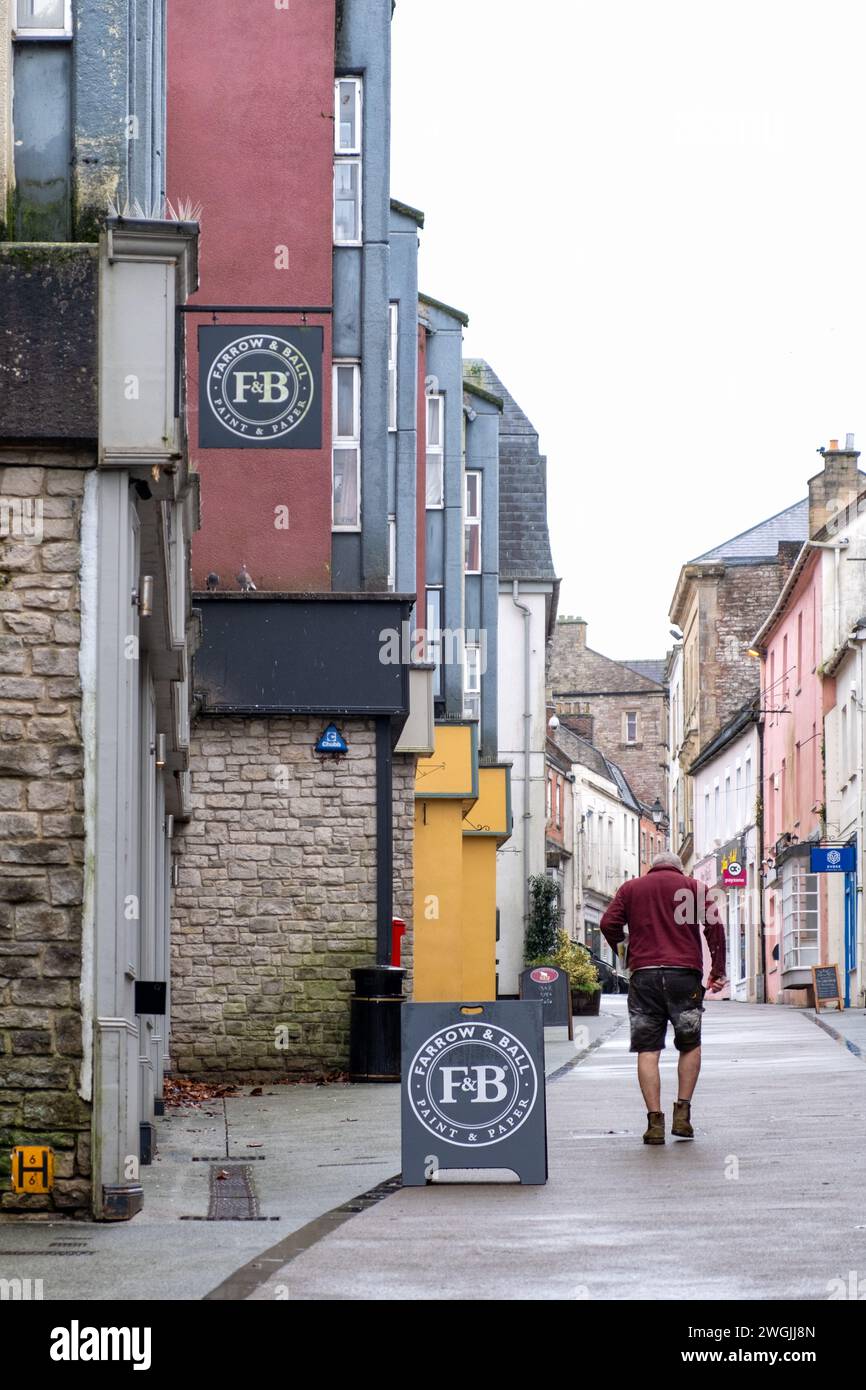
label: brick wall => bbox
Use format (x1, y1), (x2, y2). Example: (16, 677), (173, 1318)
(171, 716), (414, 1078)
(0, 455), (90, 1215)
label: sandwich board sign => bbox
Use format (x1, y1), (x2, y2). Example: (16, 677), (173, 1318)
(811, 964), (844, 1013)
(401, 1000), (547, 1186)
(519, 965), (573, 1039)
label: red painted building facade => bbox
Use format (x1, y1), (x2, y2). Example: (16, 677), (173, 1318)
(167, 0), (337, 591)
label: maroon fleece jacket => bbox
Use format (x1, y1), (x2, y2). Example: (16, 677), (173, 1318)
(600, 865), (726, 977)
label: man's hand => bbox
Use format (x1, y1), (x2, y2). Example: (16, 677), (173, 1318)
(707, 972), (728, 993)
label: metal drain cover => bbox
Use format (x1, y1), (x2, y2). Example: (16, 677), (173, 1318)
(207, 1165), (259, 1221)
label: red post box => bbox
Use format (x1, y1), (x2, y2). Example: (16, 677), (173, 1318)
(391, 917), (406, 968)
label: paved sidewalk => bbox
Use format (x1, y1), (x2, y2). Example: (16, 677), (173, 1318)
(0, 1006), (622, 1300)
(804, 1006), (866, 1058)
(245, 999), (866, 1301)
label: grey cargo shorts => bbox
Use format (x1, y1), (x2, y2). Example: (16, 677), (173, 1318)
(628, 966), (705, 1053)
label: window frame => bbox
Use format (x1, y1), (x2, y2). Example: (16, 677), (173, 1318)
(425, 391), (444, 509)
(463, 639), (481, 721)
(333, 157), (362, 246)
(387, 515), (396, 592)
(464, 469), (482, 574)
(13, 0), (72, 38)
(426, 587), (443, 697)
(332, 360), (361, 532)
(334, 76), (362, 154)
(387, 302), (398, 432)
(624, 709), (638, 744)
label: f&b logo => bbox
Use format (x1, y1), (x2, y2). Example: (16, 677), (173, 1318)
(407, 1023), (538, 1148)
(199, 325), (323, 449)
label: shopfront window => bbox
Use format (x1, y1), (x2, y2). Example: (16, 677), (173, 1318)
(781, 861), (819, 970)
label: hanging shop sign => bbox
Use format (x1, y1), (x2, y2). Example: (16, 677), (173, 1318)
(519, 966), (573, 1038)
(401, 1000), (547, 1186)
(198, 324), (323, 449)
(718, 837), (747, 887)
(810, 845), (857, 874)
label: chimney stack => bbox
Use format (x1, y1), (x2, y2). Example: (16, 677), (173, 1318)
(556, 615), (587, 646)
(808, 436), (861, 538)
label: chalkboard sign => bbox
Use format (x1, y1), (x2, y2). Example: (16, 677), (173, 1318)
(519, 966), (573, 1039)
(811, 964), (843, 1013)
(401, 1000), (547, 1186)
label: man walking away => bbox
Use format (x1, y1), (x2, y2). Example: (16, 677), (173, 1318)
(600, 851), (727, 1145)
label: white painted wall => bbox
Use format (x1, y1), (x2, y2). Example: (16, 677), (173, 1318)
(692, 720), (760, 1000)
(496, 584), (550, 994)
(571, 763), (639, 951)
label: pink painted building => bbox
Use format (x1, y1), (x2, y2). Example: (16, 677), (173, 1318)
(751, 441), (866, 1003)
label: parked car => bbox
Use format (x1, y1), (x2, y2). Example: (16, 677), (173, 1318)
(579, 944), (629, 994)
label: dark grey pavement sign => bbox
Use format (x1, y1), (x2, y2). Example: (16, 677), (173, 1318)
(520, 965), (573, 1037)
(401, 1001), (547, 1186)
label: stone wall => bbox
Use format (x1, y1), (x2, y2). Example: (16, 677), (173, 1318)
(171, 716), (414, 1078)
(548, 620), (667, 806)
(701, 563), (788, 745)
(0, 454), (90, 1214)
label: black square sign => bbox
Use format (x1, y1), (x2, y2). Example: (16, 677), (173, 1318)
(401, 1001), (547, 1186)
(198, 324), (323, 449)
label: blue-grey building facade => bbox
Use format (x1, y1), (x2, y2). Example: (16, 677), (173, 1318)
(2, 0), (167, 242)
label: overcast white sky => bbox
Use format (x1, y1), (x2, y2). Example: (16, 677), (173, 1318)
(390, 0), (866, 659)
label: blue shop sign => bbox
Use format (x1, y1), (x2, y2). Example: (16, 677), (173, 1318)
(810, 845), (856, 874)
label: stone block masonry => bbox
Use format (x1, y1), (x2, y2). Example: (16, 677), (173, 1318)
(172, 716), (415, 1078)
(0, 455), (91, 1215)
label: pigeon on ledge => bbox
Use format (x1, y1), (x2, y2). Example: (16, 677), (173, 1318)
(205, 572), (220, 591)
(236, 564), (257, 592)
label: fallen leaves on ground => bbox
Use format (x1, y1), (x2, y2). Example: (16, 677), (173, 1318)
(163, 1077), (239, 1108)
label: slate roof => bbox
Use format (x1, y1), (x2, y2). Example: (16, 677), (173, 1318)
(689, 696), (759, 775)
(690, 498), (808, 564)
(552, 724), (616, 786)
(605, 758), (641, 814)
(463, 358), (557, 584)
(621, 659), (665, 687)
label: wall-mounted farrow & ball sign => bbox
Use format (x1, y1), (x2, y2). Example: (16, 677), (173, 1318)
(198, 324), (323, 448)
(401, 1001), (547, 1186)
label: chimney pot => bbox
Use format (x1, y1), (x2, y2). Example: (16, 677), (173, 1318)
(830, 439), (839, 451)
(847, 432), (856, 450)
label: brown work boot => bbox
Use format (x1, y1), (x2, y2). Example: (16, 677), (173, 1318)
(672, 1099), (694, 1139)
(643, 1110), (665, 1145)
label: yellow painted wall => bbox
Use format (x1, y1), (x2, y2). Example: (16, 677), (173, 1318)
(413, 730), (508, 1003)
(460, 835), (497, 1000)
(413, 797), (466, 1001)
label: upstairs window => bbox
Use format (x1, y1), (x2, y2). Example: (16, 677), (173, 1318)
(464, 471), (481, 572)
(463, 642), (481, 721)
(388, 303), (398, 431)
(426, 588), (442, 697)
(624, 710), (638, 744)
(15, 0), (71, 35)
(332, 362), (360, 529)
(334, 78), (362, 244)
(425, 393), (444, 507)
(12, 0), (73, 240)
(387, 516), (396, 591)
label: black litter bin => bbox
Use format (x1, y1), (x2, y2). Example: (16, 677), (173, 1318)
(349, 965), (405, 1082)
